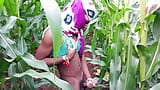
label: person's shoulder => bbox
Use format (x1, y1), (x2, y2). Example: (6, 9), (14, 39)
(41, 28), (53, 46)
(44, 28), (52, 39)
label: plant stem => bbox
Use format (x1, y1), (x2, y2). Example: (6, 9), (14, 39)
(140, 0), (147, 45)
(122, 0), (130, 63)
(109, 0), (121, 89)
(139, 0), (147, 89)
(124, 36), (132, 90)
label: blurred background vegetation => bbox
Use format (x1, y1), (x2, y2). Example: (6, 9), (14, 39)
(0, 0), (160, 90)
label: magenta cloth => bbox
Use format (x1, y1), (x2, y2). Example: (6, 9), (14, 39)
(71, 0), (87, 29)
(62, 0), (97, 58)
(71, 0), (86, 57)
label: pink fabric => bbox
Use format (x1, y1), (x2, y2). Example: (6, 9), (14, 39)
(71, 0), (86, 29)
(61, 0), (97, 57)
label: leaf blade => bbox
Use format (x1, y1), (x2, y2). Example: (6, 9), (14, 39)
(40, 0), (62, 58)
(21, 53), (50, 72)
(13, 69), (72, 90)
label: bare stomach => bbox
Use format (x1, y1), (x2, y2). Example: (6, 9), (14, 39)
(57, 53), (83, 90)
(57, 53), (83, 79)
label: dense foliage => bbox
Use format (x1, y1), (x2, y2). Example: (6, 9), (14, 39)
(0, 0), (160, 90)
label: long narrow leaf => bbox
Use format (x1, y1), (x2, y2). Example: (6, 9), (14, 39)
(91, 30), (97, 55)
(117, 38), (139, 90)
(0, 34), (16, 58)
(0, 0), (4, 10)
(0, 34), (15, 48)
(146, 38), (160, 79)
(17, 37), (27, 55)
(0, 16), (17, 33)
(110, 27), (121, 90)
(0, 16), (17, 59)
(152, 13), (160, 40)
(40, 0), (62, 58)
(13, 69), (72, 90)
(149, 83), (160, 90)
(21, 53), (49, 72)
(4, 0), (19, 16)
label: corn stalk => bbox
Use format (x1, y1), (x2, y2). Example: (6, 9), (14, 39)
(122, 0), (130, 64)
(139, 0), (147, 89)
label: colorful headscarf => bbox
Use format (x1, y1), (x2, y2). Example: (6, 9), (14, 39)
(61, 0), (97, 57)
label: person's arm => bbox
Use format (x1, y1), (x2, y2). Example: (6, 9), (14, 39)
(35, 29), (76, 66)
(81, 55), (97, 88)
(81, 55), (91, 78)
(35, 29), (65, 66)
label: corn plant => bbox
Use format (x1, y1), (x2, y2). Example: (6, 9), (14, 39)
(0, 0), (71, 90)
(0, 0), (160, 90)
(85, 0), (160, 90)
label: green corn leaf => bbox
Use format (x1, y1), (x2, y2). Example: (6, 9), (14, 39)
(91, 30), (97, 55)
(16, 61), (35, 89)
(157, 8), (160, 14)
(21, 53), (50, 72)
(0, 34), (16, 58)
(16, 37), (27, 55)
(152, 13), (160, 40)
(33, 1), (41, 15)
(40, 0), (62, 59)
(0, 0), (4, 10)
(0, 16), (17, 59)
(110, 28), (122, 90)
(0, 34), (15, 48)
(149, 83), (160, 90)
(13, 69), (72, 90)
(110, 56), (121, 90)
(117, 38), (139, 90)
(4, 0), (19, 16)
(8, 62), (17, 77)
(146, 38), (160, 79)
(0, 60), (10, 76)
(0, 16), (17, 33)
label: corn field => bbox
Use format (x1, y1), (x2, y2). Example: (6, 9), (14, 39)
(0, 0), (160, 90)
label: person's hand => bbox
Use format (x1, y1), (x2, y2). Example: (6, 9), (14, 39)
(62, 55), (70, 66)
(66, 38), (77, 60)
(85, 78), (97, 88)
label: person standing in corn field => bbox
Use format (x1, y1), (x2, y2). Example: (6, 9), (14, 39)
(36, 0), (98, 90)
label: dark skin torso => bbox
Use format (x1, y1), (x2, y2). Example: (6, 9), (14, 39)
(58, 53), (83, 90)
(57, 35), (84, 90)
(35, 14), (96, 89)
(58, 53), (82, 78)
(36, 29), (84, 90)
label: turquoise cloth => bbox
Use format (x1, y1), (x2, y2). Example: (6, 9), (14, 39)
(51, 35), (81, 57)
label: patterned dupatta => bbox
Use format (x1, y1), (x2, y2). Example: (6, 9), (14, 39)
(61, 0), (97, 58)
